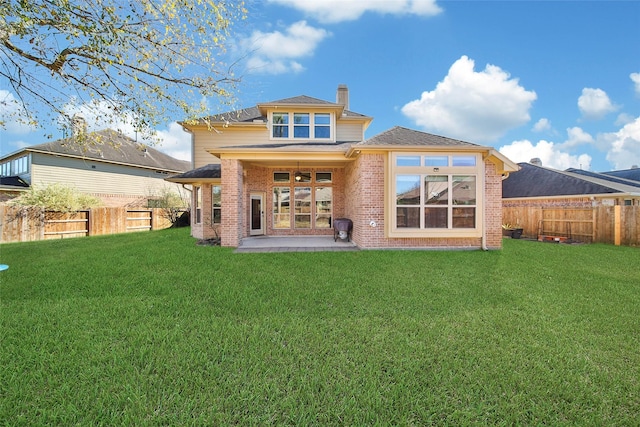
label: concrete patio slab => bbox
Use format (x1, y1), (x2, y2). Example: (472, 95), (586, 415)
(235, 236), (358, 253)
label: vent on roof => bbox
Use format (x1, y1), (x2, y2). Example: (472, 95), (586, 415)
(530, 158), (542, 166)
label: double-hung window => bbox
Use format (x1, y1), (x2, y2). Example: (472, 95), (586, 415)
(212, 185), (221, 224)
(392, 153), (481, 236)
(194, 186), (202, 224)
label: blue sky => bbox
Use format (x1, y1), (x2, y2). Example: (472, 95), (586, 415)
(2, 0), (639, 172)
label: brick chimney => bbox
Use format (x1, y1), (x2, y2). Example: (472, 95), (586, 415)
(72, 115), (87, 139)
(336, 84), (349, 110)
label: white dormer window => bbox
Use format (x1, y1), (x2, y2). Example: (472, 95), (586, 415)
(271, 112), (332, 140)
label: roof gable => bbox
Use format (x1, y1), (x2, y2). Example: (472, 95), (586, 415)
(27, 129), (190, 172)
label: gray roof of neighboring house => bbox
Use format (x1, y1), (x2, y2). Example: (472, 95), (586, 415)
(357, 126), (481, 147)
(0, 176), (29, 187)
(194, 95), (370, 124)
(503, 162), (640, 198)
(602, 168), (640, 183)
(25, 129), (191, 172)
(566, 168), (640, 188)
(166, 163), (221, 181)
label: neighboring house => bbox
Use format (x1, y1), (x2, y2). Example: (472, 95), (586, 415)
(167, 85), (518, 249)
(503, 161), (640, 207)
(0, 122), (191, 207)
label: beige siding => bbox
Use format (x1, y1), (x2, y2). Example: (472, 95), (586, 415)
(192, 120), (366, 169)
(336, 121), (364, 142)
(192, 128), (267, 168)
(31, 153), (184, 197)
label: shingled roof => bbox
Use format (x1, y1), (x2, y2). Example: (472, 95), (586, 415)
(602, 167), (640, 183)
(26, 129), (191, 173)
(166, 163), (221, 182)
(357, 126), (481, 147)
(566, 168), (640, 188)
(503, 162), (640, 198)
(190, 94), (370, 125)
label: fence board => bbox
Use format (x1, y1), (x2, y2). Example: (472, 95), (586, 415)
(1, 206), (178, 243)
(504, 205), (638, 246)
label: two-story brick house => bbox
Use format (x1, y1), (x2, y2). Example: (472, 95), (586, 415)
(167, 85), (518, 249)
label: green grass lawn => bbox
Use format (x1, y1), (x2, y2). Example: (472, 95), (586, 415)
(1, 228), (639, 425)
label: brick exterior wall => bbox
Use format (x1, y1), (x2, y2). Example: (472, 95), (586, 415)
(483, 161), (503, 249)
(190, 183), (221, 241)
(242, 165), (347, 237)
(344, 153), (503, 250)
(216, 155), (506, 249)
(221, 159), (243, 247)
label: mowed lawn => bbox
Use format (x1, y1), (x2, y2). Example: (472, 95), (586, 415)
(1, 228), (638, 425)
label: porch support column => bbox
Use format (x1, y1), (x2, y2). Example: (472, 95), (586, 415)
(221, 158), (244, 247)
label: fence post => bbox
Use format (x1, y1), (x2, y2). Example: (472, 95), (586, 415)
(614, 205), (621, 246)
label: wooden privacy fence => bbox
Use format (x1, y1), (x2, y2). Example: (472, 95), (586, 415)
(503, 206), (639, 246)
(0, 206), (178, 243)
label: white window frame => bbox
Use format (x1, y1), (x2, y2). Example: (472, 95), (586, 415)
(269, 112), (334, 141)
(212, 185), (221, 224)
(194, 186), (202, 224)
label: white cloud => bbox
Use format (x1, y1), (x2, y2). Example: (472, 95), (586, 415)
(600, 116), (640, 170)
(563, 126), (594, 148)
(615, 113), (635, 126)
(577, 88), (618, 120)
(401, 56), (537, 142)
(239, 21), (330, 74)
(153, 122), (192, 161)
(499, 139), (592, 170)
(267, 0), (442, 23)
(532, 118), (551, 132)
(0, 90), (37, 134)
(631, 72), (640, 96)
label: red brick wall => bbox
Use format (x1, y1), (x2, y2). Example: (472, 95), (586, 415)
(483, 161), (503, 249)
(221, 159), (243, 247)
(345, 153), (502, 250)
(243, 165), (347, 237)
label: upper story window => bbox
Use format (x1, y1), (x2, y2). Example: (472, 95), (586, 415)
(0, 154), (31, 177)
(271, 112), (333, 140)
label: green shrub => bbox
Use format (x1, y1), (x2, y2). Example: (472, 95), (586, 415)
(9, 183), (101, 212)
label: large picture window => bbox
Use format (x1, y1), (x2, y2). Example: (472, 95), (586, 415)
(272, 172), (333, 230)
(396, 174), (476, 229)
(392, 153), (480, 235)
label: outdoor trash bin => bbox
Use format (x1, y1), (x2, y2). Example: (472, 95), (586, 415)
(333, 218), (353, 242)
